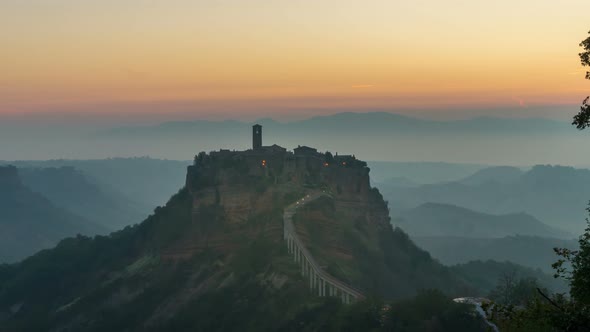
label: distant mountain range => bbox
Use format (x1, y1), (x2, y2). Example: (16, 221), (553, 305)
(0, 166), (106, 262)
(395, 202), (572, 239)
(0, 157), (191, 218)
(458, 166), (524, 185)
(90, 112), (579, 164)
(17, 167), (145, 230)
(380, 164), (590, 233)
(368, 161), (487, 185)
(412, 235), (578, 273)
(1, 112), (584, 165)
(103, 112), (572, 138)
(0, 159), (190, 263)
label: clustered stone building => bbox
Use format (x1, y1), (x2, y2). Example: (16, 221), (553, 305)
(187, 124), (370, 199)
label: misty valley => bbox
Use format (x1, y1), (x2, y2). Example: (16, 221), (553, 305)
(1, 117), (588, 331)
(2, 2), (590, 330)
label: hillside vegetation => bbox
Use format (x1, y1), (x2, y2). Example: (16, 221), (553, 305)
(0, 152), (489, 330)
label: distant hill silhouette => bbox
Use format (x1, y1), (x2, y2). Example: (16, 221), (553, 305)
(458, 166), (524, 185)
(369, 161), (487, 184)
(0, 166), (106, 263)
(3, 158), (189, 220)
(395, 203), (572, 239)
(382, 165), (590, 233)
(18, 167), (146, 230)
(412, 235), (578, 273)
(3, 111), (576, 164)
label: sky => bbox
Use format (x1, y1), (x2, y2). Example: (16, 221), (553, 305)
(1, 0), (590, 121)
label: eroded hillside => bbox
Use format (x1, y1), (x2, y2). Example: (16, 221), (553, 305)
(0, 147), (480, 331)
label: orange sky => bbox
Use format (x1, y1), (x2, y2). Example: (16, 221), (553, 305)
(1, 0), (589, 119)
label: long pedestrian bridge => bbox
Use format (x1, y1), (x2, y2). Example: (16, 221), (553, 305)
(283, 192), (365, 304)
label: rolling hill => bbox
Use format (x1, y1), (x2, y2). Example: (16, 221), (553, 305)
(0, 149), (487, 330)
(17, 167), (146, 230)
(395, 202), (572, 239)
(411, 235), (578, 273)
(0, 166), (106, 263)
(381, 164), (590, 233)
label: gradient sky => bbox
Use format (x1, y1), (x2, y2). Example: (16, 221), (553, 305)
(1, 0), (590, 120)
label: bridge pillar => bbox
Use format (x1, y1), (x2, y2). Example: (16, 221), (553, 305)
(301, 258), (305, 276)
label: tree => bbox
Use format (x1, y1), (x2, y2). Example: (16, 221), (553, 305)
(572, 31), (590, 129)
(488, 271), (543, 306)
(553, 206), (590, 305)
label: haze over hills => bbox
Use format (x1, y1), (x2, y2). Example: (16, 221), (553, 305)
(1, 158), (189, 214)
(17, 167), (146, 230)
(0, 166), (106, 263)
(368, 161), (488, 184)
(381, 164), (590, 233)
(458, 166), (524, 185)
(0, 159), (189, 262)
(395, 202), (572, 239)
(412, 236), (578, 273)
(0, 143), (495, 330)
(0, 112), (587, 167)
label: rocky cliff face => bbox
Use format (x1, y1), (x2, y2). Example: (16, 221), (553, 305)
(184, 150), (468, 299)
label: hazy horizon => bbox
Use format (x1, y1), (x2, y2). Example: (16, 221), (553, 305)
(1, 111), (587, 167)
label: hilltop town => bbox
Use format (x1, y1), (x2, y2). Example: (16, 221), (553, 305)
(187, 124), (370, 201)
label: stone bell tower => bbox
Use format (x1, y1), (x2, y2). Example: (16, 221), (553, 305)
(252, 124), (262, 150)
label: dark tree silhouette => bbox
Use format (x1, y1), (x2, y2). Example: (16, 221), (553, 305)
(572, 31), (590, 129)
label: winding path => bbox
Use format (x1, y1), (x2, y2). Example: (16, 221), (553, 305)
(283, 192), (365, 304)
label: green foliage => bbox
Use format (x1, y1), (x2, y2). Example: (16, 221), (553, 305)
(488, 205), (590, 331)
(451, 260), (567, 295)
(553, 210), (590, 305)
(135, 188), (194, 251)
(488, 274), (544, 306)
(572, 30), (590, 129)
